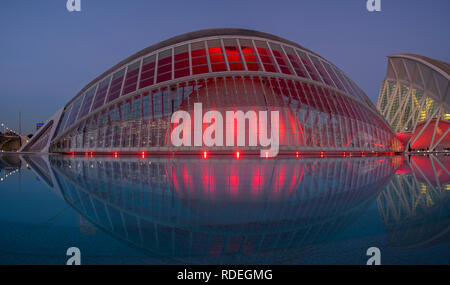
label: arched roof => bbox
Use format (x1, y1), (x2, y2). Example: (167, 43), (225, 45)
(391, 54), (450, 79)
(385, 54), (450, 110)
(68, 28), (324, 107)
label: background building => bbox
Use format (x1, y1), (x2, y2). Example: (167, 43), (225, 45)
(377, 54), (450, 152)
(21, 29), (401, 155)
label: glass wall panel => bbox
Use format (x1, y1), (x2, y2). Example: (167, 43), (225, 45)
(269, 43), (292, 75)
(139, 55), (156, 89)
(284, 46), (309, 79)
(322, 62), (347, 93)
(223, 38), (244, 71)
(106, 68), (125, 103)
(239, 39), (261, 71)
(152, 90), (162, 118)
(78, 86), (97, 121)
(296, 50), (323, 83)
(311, 56), (335, 87)
(207, 40), (227, 72)
(156, 49), (173, 83)
(132, 95), (142, 120)
(254, 40), (277, 73)
(66, 95), (83, 130)
(191, 41), (209, 75)
(96, 110), (108, 148)
(174, 45), (190, 79)
(55, 107), (71, 137)
(92, 76), (111, 111)
(122, 61), (141, 96)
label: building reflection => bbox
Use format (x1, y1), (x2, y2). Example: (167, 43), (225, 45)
(20, 154), (400, 264)
(377, 155), (450, 249)
(0, 154), (25, 189)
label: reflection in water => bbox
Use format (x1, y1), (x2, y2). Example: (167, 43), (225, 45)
(0, 154), (24, 190)
(20, 155), (398, 264)
(377, 155), (450, 249)
(15, 154), (450, 264)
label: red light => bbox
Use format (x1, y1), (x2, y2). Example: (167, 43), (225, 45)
(265, 152), (268, 159)
(320, 151), (324, 158)
(203, 151), (207, 159)
(114, 152), (118, 158)
(236, 151), (240, 159)
(296, 151), (299, 158)
(141, 151), (145, 159)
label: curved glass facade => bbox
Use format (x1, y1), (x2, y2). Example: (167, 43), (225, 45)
(24, 29), (401, 154)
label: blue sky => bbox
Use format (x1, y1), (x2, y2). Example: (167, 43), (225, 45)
(0, 0), (449, 135)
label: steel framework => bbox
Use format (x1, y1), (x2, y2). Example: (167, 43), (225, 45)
(377, 54), (450, 151)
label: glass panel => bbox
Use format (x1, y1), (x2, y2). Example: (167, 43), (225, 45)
(162, 88), (173, 116)
(77, 86), (97, 120)
(122, 61), (141, 96)
(269, 42), (292, 75)
(142, 92), (152, 120)
(239, 39), (261, 71)
(284, 46), (309, 78)
(207, 39), (227, 72)
(190, 41), (209, 75)
(96, 110), (107, 148)
(174, 45), (190, 79)
(55, 108), (71, 137)
(106, 68), (125, 103)
(121, 99), (131, 121)
(310, 56), (335, 87)
(112, 108), (121, 148)
(156, 49), (172, 84)
(139, 55), (156, 89)
(104, 106), (115, 148)
(297, 50), (323, 83)
(223, 38), (244, 71)
(153, 90), (162, 118)
(92, 76), (111, 111)
(133, 95), (142, 120)
(322, 62), (347, 92)
(65, 96), (83, 129)
(88, 114), (98, 148)
(254, 40), (277, 73)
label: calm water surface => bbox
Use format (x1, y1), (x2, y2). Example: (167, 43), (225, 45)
(0, 154), (449, 265)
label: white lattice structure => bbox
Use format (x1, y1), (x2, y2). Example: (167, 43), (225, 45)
(377, 54), (450, 151)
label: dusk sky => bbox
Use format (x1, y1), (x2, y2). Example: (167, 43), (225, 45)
(1, 0), (449, 135)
